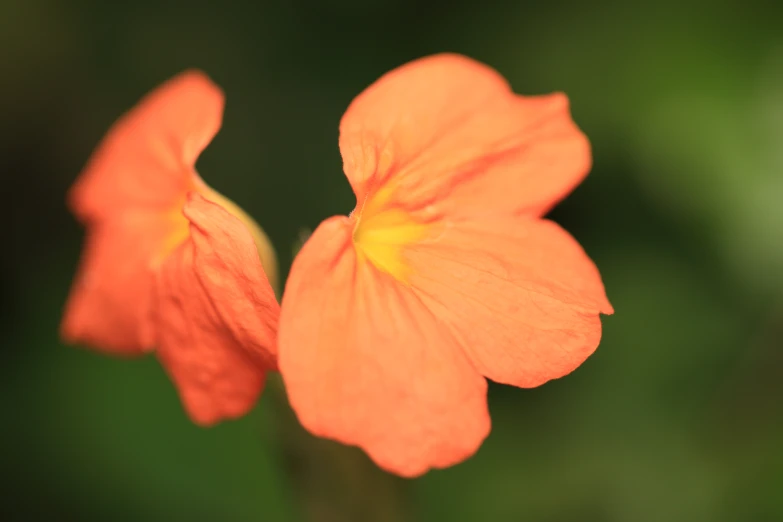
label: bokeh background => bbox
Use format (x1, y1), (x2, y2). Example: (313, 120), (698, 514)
(2, 0), (782, 520)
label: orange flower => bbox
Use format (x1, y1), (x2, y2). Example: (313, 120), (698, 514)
(61, 71), (280, 425)
(278, 54), (614, 476)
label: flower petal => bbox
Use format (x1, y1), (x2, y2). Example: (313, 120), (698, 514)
(278, 217), (490, 477)
(339, 53), (590, 218)
(406, 217), (613, 388)
(60, 212), (175, 354)
(183, 193), (280, 365)
(155, 193), (279, 425)
(69, 70), (224, 222)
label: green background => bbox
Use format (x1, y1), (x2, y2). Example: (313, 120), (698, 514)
(2, 0), (782, 520)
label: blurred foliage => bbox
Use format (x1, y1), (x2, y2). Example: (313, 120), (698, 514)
(1, 0), (781, 521)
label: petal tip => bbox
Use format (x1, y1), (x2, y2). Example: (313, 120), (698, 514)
(365, 403), (491, 478)
(184, 400), (254, 428)
(171, 68), (225, 105)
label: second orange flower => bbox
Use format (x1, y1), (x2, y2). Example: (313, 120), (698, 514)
(62, 72), (280, 425)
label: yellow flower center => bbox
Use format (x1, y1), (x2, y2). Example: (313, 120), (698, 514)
(352, 184), (429, 282)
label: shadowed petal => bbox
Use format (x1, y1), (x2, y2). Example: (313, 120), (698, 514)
(155, 193), (279, 425)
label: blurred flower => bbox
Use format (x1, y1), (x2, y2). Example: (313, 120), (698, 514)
(61, 71), (280, 425)
(278, 54), (614, 476)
